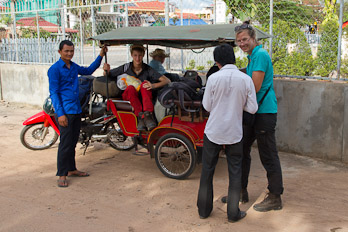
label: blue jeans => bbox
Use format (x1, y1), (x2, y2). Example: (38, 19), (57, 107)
(197, 134), (243, 220)
(56, 114), (81, 176)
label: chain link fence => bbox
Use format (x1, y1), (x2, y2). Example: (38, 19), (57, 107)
(230, 0), (348, 80)
(0, 0), (347, 79)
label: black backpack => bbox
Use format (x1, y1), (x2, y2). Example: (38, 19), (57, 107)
(79, 75), (94, 111)
(158, 74), (204, 113)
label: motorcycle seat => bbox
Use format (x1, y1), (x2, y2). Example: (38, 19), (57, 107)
(110, 99), (133, 112)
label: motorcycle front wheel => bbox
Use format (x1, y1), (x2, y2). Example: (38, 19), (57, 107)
(20, 123), (59, 150)
(108, 122), (135, 151)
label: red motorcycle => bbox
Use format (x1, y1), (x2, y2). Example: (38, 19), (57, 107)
(20, 83), (135, 153)
(20, 105), (59, 150)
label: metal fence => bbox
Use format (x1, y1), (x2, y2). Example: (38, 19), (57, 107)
(0, 0), (347, 80)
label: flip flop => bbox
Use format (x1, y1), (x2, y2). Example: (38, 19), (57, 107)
(68, 172), (90, 177)
(57, 179), (68, 187)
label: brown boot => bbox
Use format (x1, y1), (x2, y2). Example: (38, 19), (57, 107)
(143, 111), (156, 131)
(137, 112), (146, 132)
(253, 192), (282, 212)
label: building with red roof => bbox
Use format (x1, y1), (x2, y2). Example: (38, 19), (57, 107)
(16, 16), (78, 34)
(118, 0), (166, 15)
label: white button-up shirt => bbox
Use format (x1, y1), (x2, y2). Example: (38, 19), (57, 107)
(203, 64), (258, 145)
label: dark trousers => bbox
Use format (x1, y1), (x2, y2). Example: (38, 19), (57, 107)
(56, 114), (81, 176)
(197, 134), (243, 221)
(241, 113), (284, 195)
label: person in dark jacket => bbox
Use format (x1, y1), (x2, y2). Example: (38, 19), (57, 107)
(103, 44), (170, 131)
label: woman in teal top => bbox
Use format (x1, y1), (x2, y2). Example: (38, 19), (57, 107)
(233, 22), (283, 212)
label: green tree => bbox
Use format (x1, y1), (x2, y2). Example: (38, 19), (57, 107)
(254, 0), (316, 27)
(314, 19), (339, 77)
(96, 20), (116, 35)
(1, 15), (15, 38)
(67, 0), (95, 44)
(236, 57), (248, 68)
(222, 0), (256, 23)
(323, 0), (338, 24)
(259, 20), (314, 76)
(20, 27), (52, 39)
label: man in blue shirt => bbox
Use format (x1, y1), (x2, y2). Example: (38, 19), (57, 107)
(149, 48), (169, 75)
(48, 40), (107, 187)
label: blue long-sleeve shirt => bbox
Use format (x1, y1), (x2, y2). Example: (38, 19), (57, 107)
(48, 56), (103, 117)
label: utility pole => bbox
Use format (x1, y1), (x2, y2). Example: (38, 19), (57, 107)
(165, 0), (169, 26)
(180, 0), (184, 72)
(165, 0), (170, 70)
(10, 0), (18, 62)
(36, 1), (41, 63)
(269, 0), (273, 60)
(213, 0), (216, 24)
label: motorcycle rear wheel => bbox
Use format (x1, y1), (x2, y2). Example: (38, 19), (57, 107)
(155, 133), (196, 179)
(108, 123), (135, 151)
(20, 123), (59, 150)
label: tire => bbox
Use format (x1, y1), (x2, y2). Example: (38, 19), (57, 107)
(155, 133), (196, 179)
(108, 122), (135, 151)
(20, 123), (59, 150)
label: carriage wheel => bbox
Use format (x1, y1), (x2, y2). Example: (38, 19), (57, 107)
(155, 133), (196, 179)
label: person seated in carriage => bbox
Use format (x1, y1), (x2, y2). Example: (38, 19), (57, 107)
(149, 48), (169, 75)
(103, 44), (171, 132)
(149, 48), (181, 82)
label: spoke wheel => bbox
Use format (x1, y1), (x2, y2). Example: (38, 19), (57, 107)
(155, 133), (196, 179)
(108, 122), (135, 151)
(20, 123), (58, 150)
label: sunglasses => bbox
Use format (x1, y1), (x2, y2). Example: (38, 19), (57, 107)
(234, 24), (253, 32)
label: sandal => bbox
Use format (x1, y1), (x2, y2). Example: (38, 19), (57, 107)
(57, 179), (68, 187)
(68, 171), (90, 177)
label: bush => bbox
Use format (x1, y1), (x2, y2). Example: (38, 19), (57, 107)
(186, 59), (195, 70)
(206, 60), (214, 68)
(260, 20), (315, 76)
(236, 57), (248, 68)
(341, 58), (348, 79)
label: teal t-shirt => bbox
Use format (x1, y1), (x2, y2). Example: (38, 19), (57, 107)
(246, 45), (277, 113)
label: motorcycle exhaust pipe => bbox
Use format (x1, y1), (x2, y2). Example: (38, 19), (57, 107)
(91, 134), (108, 142)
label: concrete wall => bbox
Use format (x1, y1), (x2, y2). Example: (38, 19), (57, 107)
(0, 64), (51, 106)
(274, 79), (348, 163)
(0, 63), (104, 106)
(1, 64), (347, 163)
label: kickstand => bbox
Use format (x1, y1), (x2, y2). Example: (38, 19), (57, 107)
(82, 141), (89, 155)
(132, 135), (149, 156)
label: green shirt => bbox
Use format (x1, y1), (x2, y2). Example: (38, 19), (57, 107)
(247, 45), (277, 113)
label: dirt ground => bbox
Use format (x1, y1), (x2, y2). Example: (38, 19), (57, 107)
(0, 100), (348, 232)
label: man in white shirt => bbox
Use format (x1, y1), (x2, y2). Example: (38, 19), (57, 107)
(197, 44), (258, 223)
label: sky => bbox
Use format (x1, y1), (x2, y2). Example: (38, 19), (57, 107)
(169, 0), (214, 10)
